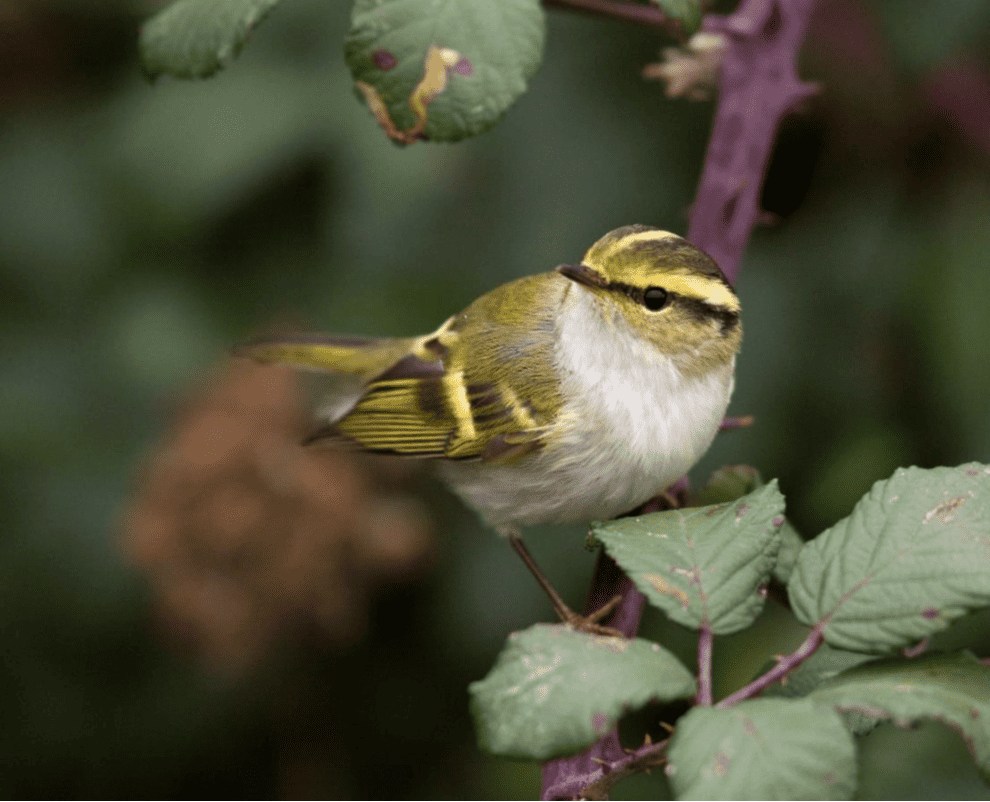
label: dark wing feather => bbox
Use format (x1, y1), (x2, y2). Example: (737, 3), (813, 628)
(309, 344), (547, 462)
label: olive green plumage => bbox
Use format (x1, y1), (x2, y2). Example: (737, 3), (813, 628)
(239, 225), (741, 534)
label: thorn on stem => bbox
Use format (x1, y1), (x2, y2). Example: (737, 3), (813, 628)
(720, 414), (755, 430)
(787, 81), (821, 114)
(901, 638), (930, 659)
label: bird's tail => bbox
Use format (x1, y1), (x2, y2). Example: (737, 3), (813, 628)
(235, 332), (414, 381)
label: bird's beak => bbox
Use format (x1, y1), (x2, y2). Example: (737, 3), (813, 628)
(557, 263), (607, 288)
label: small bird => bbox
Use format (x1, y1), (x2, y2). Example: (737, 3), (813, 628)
(238, 225), (741, 631)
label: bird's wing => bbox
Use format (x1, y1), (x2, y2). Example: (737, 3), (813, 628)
(304, 319), (552, 463)
(236, 274), (562, 464)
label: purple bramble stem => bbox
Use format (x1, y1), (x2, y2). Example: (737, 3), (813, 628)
(715, 624), (825, 709)
(697, 624), (715, 706)
(540, 552), (646, 800)
(901, 638), (929, 659)
(578, 738), (670, 801)
(689, 0), (818, 284)
(542, 0), (685, 38)
(540, 0), (820, 796)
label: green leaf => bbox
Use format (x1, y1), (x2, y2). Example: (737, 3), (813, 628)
(687, 468), (801, 585)
(468, 624), (695, 760)
(139, 0), (283, 80)
(789, 463), (990, 652)
(772, 518), (804, 584)
(344, 0), (545, 142)
(810, 652), (990, 778)
(666, 699), (857, 800)
(760, 643), (880, 734)
(687, 465), (763, 507)
(592, 482), (785, 634)
(649, 0), (703, 36)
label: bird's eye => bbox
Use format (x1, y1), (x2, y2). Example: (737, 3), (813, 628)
(643, 287), (669, 311)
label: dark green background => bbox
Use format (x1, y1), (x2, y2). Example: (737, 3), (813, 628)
(1, 0), (989, 797)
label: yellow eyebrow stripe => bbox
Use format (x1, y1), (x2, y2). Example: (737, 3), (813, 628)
(595, 229), (680, 262)
(661, 274), (739, 311)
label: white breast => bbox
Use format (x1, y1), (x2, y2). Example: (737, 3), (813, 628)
(441, 286), (735, 533)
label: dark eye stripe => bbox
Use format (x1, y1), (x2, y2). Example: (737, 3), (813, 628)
(677, 296), (741, 334)
(606, 281), (739, 334)
(607, 281), (649, 305)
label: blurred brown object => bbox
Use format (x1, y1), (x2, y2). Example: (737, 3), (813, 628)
(0, 1), (138, 108)
(922, 57), (990, 159)
(119, 360), (435, 675)
(0, 2), (67, 107)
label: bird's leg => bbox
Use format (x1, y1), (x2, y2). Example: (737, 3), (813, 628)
(508, 534), (624, 638)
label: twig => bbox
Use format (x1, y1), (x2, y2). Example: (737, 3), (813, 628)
(581, 738), (670, 800)
(542, 0), (684, 38)
(901, 638), (929, 659)
(540, 551), (647, 800)
(696, 624), (714, 706)
(715, 624), (824, 709)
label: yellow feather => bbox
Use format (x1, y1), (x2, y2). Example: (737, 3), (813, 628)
(500, 383), (537, 430)
(592, 229), (680, 263)
(237, 335), (413, 378)
(444, 370), (476, 440)
(658, 274), (740, 311)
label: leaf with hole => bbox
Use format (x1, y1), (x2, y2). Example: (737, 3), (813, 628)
(345, 0), (544, 143)
(468, 624), (695, 760)
(810, 651), (990, 778)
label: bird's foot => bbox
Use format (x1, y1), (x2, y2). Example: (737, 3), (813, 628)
(508, 535), (627, 638)
(559, 593), (625, 638)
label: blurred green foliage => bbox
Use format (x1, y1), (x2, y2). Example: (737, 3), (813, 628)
(1, 0), (989, 797)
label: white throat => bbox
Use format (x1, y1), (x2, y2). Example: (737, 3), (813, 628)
(438, 284), (736, 533)
(549, 285), (735, 514)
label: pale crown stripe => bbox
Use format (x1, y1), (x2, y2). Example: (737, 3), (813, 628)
(594, 229), (680, 262)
